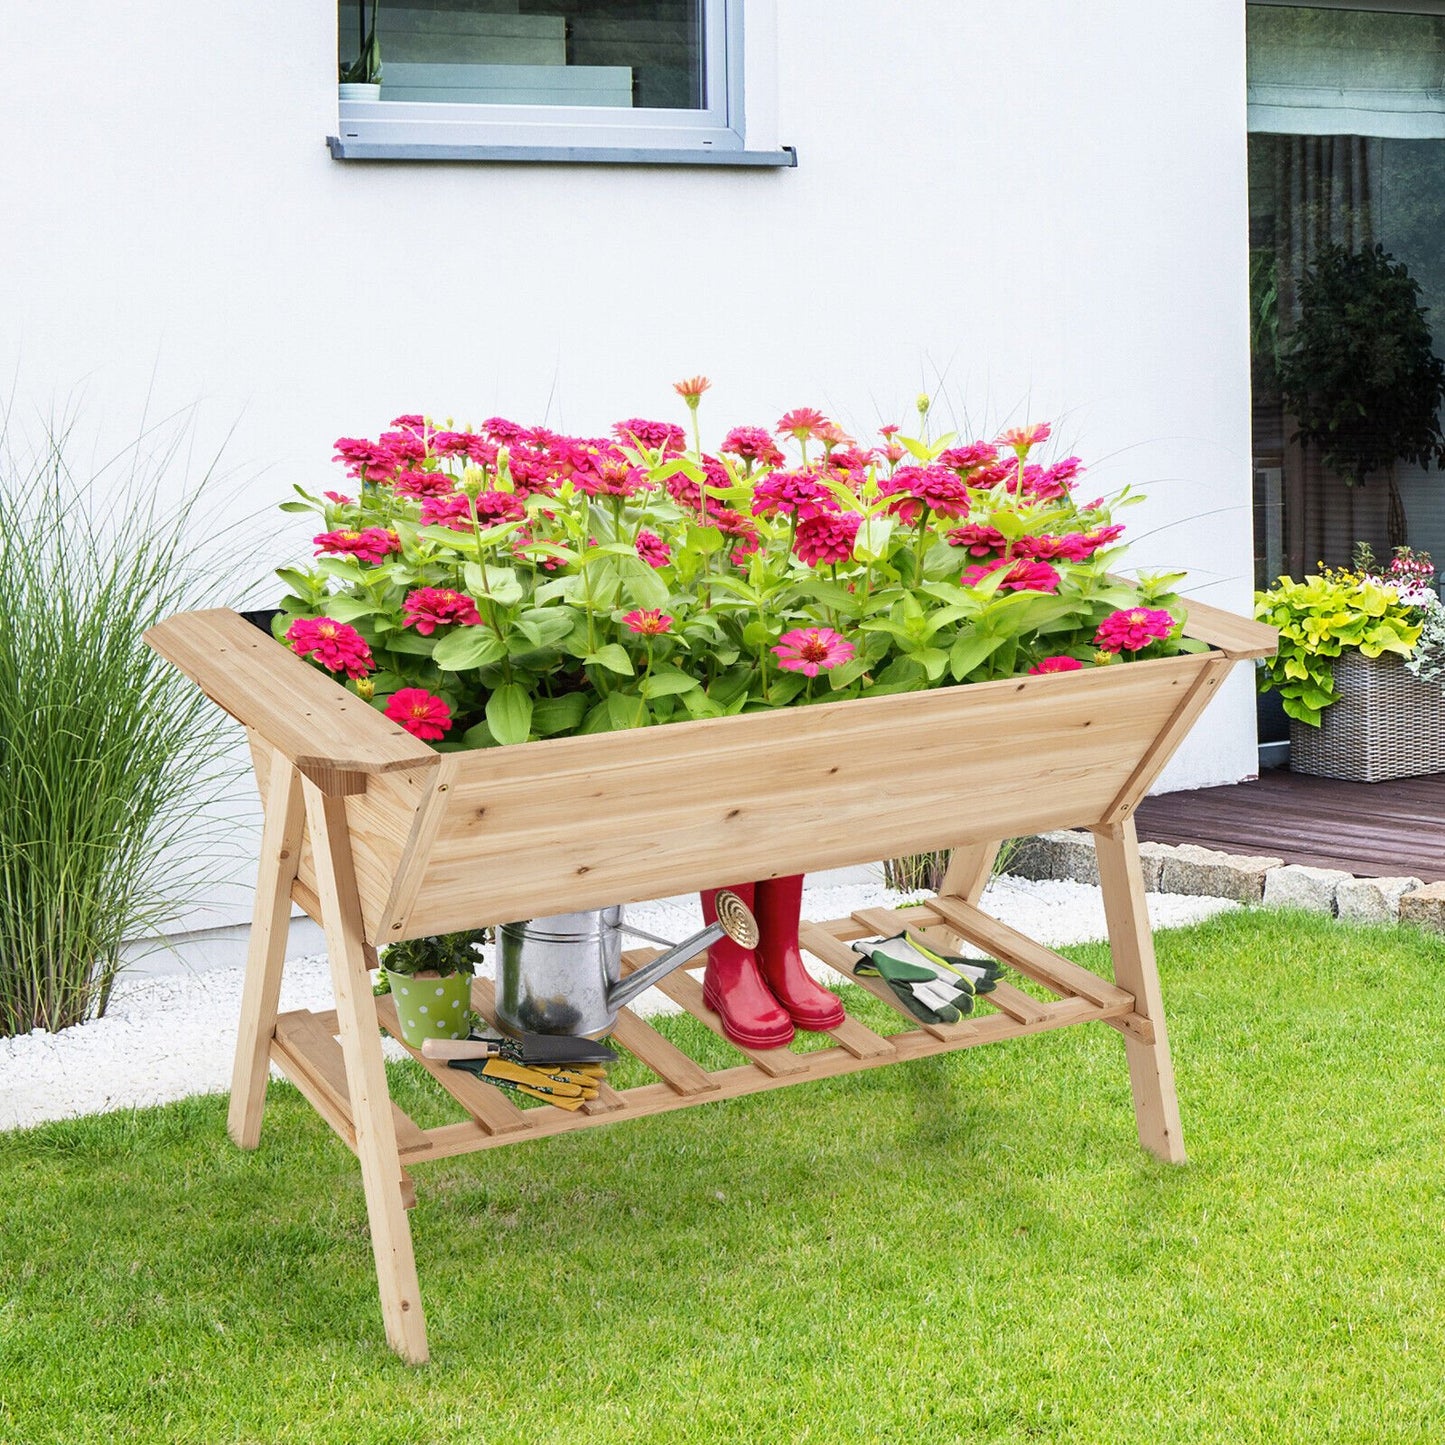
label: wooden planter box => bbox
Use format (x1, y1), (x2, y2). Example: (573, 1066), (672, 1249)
(147, 602), (1275, 1363)
(1289, 651), (1445, 783)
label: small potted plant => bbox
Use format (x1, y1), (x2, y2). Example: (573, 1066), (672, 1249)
(377, 929), (483, 1048)
(339, 0), (382, 102)
(1256, 545), (1445, 781)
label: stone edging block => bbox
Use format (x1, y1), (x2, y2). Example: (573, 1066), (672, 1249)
(1001, 832), (1438, 927)
(1399, 881), (1445, 934)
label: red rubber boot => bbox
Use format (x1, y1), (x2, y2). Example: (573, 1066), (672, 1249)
(754, 874), (846, 1032)
(700, 883), (794, 1050)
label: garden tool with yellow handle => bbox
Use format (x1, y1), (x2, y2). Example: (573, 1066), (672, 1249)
(442, 1054), (606, 1111)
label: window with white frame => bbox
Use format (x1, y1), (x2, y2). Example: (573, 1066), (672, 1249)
(332, 0), (787, 162)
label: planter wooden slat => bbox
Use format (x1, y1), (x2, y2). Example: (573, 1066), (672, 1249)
(147, 601), (1275, 1363)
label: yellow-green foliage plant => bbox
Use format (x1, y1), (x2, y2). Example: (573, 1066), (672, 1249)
(1255, 569), (1422, 726)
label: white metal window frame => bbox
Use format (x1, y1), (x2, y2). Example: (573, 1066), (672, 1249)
(329, 0), (792, 164)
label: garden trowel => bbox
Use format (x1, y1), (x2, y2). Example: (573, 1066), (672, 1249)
(420, 1032), (617, 1066)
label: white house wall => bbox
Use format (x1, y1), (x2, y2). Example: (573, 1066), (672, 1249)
(1, 2), (1256, 932)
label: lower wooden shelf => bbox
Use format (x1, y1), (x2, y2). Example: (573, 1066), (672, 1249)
(269, 895), (1148, 1167)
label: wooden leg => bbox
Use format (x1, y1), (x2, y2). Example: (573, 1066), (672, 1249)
(1090, 818), (1186, 1164)
(939, 841), (1001, 907)
(305, 780), (430, 1365)
(228, 752), (305, 1149)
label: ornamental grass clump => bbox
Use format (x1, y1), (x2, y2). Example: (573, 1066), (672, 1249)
(0, 411), (238, 1036)
(273, 382), (1204, 748)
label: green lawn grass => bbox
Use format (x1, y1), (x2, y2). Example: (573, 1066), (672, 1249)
(2, 908), (1444, 1444)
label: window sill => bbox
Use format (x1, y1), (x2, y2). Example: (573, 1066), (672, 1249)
(325, 137), (797, 166)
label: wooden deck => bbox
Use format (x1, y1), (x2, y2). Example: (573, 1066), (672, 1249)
(1133, 769), (1445, 883)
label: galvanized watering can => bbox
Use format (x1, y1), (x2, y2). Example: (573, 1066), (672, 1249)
(496, 889), (757, 1038)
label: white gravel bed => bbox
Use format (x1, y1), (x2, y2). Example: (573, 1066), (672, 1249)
(0, 876), (1237, 1132)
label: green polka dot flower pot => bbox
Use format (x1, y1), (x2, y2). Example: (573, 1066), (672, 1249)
(385, 969), (473, 1049)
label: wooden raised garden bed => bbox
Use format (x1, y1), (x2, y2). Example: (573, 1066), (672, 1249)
(147, 602), (1276, 1363)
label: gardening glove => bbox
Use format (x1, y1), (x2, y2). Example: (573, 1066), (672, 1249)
(890, 932), (1005, 995)
(851, 938), (973, 1025)
(448, 1056), (603, 1111)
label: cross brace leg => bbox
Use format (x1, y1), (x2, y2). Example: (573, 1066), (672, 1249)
(304, 780), (429, 1364)
(1091, 817), (1186, 1163)
(228, 750), (305, 1149)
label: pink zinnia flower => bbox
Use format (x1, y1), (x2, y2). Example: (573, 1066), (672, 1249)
(794, 512), (861, 567)
(393, 468), (456, 500)
(312, 527), (402, 564)
(961, 558), (1062, 593)
(1028, 656), (1086, 675)
(720, 426), (785, 467)
(622, 609), (673, 635)
(482, 416), (527, 444)
(402, 587), (482, 636)
(776, 407), (829, 442)
(1015, 532), (1094, 564)
(711, 508), (760, 559)
(419, 494), (473, 531)
(997, 422), (1052, 457)
(285, 617), (374, 679)
(772, 627), (856, 677)
(878, 424), (900, 439)
(473, 490), (528, 524)
(879, 465), (971, 524)
(384, 688), (453, 742)
(612, 418), (686, 454)
(1094, 607), (1176, 653)
(825, 445), (875, 478)
(946, 522), (1009, 558)
(390, 414), (427, 432)
(323, 491), (353, 506)
(332, 438), (400, 485)
(635, 531), (672, 568)
(938, 441), (1000, 474)
(751, 470), (835, 521)
(1084, 523), (1127, 552)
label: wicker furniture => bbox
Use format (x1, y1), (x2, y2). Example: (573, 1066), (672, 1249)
(146, 602), (1275, 1364)
(1289, 652), (1445, 783)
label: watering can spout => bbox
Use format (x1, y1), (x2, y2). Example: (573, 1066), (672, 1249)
(609, 889), (758, 1012)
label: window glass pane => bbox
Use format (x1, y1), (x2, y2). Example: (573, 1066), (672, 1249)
(339, 1), (706, 110)
(1247, 4), (1445, 586)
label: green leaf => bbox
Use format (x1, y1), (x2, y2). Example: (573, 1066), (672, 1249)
(432, 627), (508, 671)
(275, 567), (321, 597)
(640, 669), (701, 699)
(534, 575), (583, 606)
(766, 673), (809, 706)
(485, 684), (533, 746)
(911, 646), (950, 681)
(584, 644), (635, 676)
(318, 596), (376, 624)
(605, 692), (648, 730)
(464, 563), (525, 608)
(461, 720), (498, 749)
(514, 608), (576, 650)
(531, 692), (590, 736)
(949, 630), (1006, 681)
(619, 557), (670, 610)
(278, 500), (318, 514)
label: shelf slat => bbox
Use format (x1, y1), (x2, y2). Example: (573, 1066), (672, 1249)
(273, 1009), (430, 1152)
